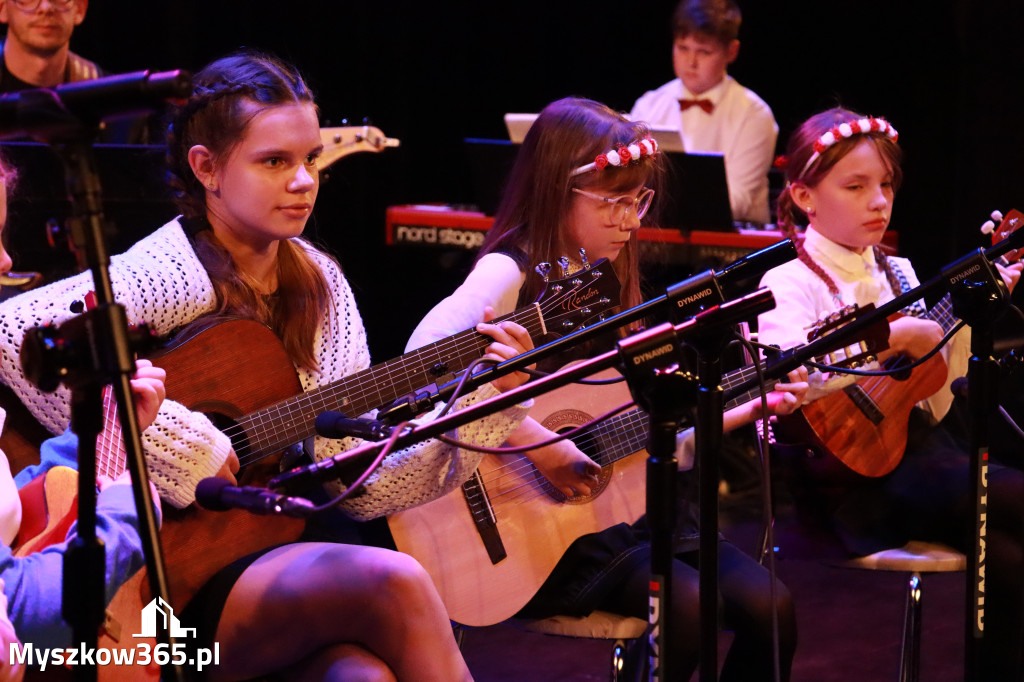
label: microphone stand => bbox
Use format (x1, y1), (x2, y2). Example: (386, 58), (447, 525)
(615, 323), (697, 682)
(947, 275), (1014, 682)
(715, 244), (1023, 682)
(378, 239), (797, 424)
(16, 135), (182, 680)
(690, 321), (731, 681)
(272, 290), (777, 682)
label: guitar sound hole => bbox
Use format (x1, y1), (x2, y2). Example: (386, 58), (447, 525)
(884, 355), (913, 382)
(536, 422), (614, 505)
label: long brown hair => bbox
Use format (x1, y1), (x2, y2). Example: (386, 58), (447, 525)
(478, 97), (664, 313)
(166, 50), (332, 371)
(777, 107), (905, 298)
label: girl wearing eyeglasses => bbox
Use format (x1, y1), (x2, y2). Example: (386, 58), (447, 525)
(407, 96), (802, 681)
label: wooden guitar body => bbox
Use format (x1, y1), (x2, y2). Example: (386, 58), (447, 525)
(776, 353), (947, 478)
(96, 319), (305, 676)
(388, 306), (891, 626)
(12, 466), (78, 557)
(389, 367), (647, 626)
(775, 209), (1024, 477)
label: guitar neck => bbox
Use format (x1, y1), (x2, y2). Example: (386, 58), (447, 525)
(579, 362), (775, 469)
(924, 293), (959, 335)
(96, 388), (127, 479)
(234, 305), (546, 458)
(720, 361), (785, 412)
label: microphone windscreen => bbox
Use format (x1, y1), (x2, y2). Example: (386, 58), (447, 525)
(314, 411), (339, 434)
(195, 477), (231, 511)
(950, 377), (969, 398)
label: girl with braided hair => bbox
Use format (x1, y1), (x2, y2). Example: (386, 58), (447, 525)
(757, 107), (1024, 678)
(0, 50), (535, 680)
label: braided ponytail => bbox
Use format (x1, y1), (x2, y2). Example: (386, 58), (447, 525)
(774, 107), (904, 300)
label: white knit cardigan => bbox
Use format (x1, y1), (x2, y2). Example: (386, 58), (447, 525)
(0, 219), (529, 518)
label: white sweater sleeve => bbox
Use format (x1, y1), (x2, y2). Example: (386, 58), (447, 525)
(407, 252), (525, 352)
(305, 251), (530, 520)
(0, 220), (232, 508)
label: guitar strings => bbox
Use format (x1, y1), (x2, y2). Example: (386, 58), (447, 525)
(99, 386), (122, 480)
(227, 301), (558, 467)
(466, 316), (893, 514)
(219, 277), (607, 470)
(465, 357), (785, 513)
(469, 408), (650, 512)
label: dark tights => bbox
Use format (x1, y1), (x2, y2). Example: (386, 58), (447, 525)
(598, 541), (796, 682)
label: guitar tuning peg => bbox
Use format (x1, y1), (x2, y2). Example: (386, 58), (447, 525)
(557, 256), (570, 277)
(981, 209), (1004, 235)
(579, 248), (590, 269)
(535, 262), (552, 282)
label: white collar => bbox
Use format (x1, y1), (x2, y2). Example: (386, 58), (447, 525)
(679, 76), (731, 106)
(803, 226), (879, 277)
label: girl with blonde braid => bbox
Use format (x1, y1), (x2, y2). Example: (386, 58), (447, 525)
(757, 107), (1024, 679)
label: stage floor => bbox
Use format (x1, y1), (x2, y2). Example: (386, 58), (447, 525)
(461, 492), (965, 682)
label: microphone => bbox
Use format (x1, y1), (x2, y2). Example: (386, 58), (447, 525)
(717, 239), (798, 297)
(195, 477), (316, 518)
(315, 411), (392, 440)
(667, 239), (796, 322)
(951, 377), (968, 398)
(0, 69), (192, 141)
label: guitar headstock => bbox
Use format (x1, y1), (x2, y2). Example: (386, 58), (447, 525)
(980, 208), (1024, 265)
(805, 303), (890, 369)
(318, 125), (400, 171)
(533, 258), (621, 337)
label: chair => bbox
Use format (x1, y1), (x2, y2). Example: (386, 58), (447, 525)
(838, 541), (966, 682)
(509, 611), (648, 682)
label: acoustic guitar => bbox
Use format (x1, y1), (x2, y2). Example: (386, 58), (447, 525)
(89, 259), (620, 676)
(388, 305), (889, 626)
(775, 209), (1024, 478)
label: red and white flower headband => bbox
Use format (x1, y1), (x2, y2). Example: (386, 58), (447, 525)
(799, 117), (899, 178)
(571, 137), (659, 177)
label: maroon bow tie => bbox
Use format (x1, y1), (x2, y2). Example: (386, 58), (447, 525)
(679, 98), (713, 114)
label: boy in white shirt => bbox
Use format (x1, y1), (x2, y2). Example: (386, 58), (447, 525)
(631, 0), (777, 224)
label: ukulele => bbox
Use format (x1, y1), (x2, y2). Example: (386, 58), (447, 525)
(775, 209), (1024, 477)
(11, 389), (128, 557)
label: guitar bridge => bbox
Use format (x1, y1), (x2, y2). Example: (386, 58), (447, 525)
(461, 471), (507, 565)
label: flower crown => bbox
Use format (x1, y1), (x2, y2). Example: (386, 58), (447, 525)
(798, 117), (899, 178)
(571, 137), (659, 177)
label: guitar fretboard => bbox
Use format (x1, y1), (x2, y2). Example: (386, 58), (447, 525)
(224, 261), (617, 469)
(923, 294), (958, 334)
(562, 322), (885, 469)
(233, 304), (547, 464)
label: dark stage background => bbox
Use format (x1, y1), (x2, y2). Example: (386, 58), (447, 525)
(11, 1), (1024, 360)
